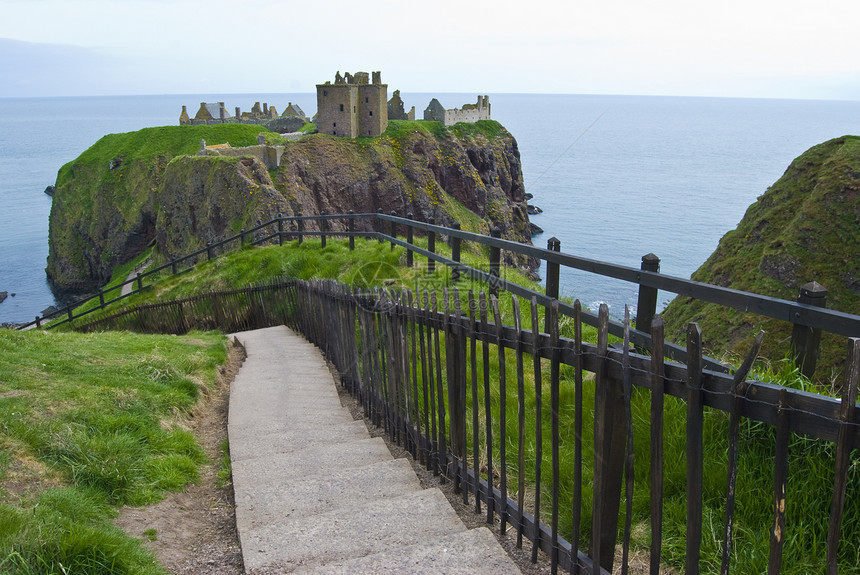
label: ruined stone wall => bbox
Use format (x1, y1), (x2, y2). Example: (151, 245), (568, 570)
(317, 83), (360, 137)
(443, 96), (491, 125)
(358, 83), (388, 137)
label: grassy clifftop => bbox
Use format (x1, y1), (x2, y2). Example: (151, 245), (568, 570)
(662, 135), (860, 381)
(47, 120), (530, 295)
(47, 124), (267, 292)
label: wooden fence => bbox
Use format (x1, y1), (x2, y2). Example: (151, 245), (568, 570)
(291, 278), (859, 575)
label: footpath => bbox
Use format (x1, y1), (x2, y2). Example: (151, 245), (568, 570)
(228, 325), (522, 574)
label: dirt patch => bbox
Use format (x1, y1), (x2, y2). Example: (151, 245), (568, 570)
(115, 339), (246, 575)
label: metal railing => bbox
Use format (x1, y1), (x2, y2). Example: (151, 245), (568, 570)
(32, 212), (860, 383)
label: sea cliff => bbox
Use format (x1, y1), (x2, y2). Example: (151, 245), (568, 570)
(661, 135), (860, 381)
(47, 121), (530, 293)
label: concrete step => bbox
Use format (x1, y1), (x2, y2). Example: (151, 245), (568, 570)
(234, 458), (422, 531)
(311, 526), (522, 575)
(231, 436), (393, 486)
(241, 488), (468, 574)
(228, 419), (369, 460)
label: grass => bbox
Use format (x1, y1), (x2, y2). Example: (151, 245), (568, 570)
(0, 328), (228, 574)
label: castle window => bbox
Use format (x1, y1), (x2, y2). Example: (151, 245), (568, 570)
(339, 104), (344, 112)
(365, 97), (369, 103)
(369, 111), (373, 116)
(323, 90), (327, 97)
(333, 122), (336, 127)
(353, 106), (356, 113)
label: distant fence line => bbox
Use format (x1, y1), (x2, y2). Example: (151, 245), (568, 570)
(32, 212), (860, 381)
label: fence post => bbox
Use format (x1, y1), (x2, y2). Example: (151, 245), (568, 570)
(427, 217), (436, 273)
(591, 304), (626, 574)
(489, 227), (501, 299)
(277, 213), (284, 246)
(346, 210), (354, 251)
(206, 242), (213, 261)
(136, 272), (143, 292)
(406, 212), (414, 268)
(377, 208), (384, 244)
(320, 211), (327, 248)
(99, 289), (105, 309)
(790, 281), (827, 378)
(544, 236), (561, 333)
(390, 210), (397, 251)
(240, 229), (246, 247)
(171, 259), (177, 275)
(451, 222), (462, 283)
(297, 212), (304, 245)
(446, 297), (467, 486)
(66, 306), (73, 322)
(636, 253), (661, 335)
(35, 316), (41, 328)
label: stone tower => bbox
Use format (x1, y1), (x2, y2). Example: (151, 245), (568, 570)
(316, 71), (388, 138)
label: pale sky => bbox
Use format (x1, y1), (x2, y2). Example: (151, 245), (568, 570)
(1, 0), (859, 100)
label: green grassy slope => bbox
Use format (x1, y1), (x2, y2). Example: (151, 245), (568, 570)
(662, 136), (860, 383)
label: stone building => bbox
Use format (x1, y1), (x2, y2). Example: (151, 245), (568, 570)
(316, 71), (388, 138)
(423, 95), (491, 126)
(387, 90), (415, 121)
(180, 101), (283, 126)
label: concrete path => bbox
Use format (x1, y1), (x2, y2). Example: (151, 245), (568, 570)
(228, 325), (521, 574)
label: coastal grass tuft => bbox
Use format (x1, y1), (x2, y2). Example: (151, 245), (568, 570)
(0, 328), (228, 574)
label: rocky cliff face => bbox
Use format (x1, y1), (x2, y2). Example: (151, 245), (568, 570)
(47, 121), (531, 293)
(661, 136), (860, 381)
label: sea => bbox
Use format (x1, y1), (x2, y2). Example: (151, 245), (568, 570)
(2, 93), (860, 324)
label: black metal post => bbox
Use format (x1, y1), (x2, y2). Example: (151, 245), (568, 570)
(377, 208), (384, 244)
(451, 222), (461, 283)
(489, 227), (501, 298)
(390, 210), (397, 251)
(427, 217), (436, 274)
(791, 281), (827, 378)
(297, 212), (304, 245)
(544, 236), (561, 333)
(636, 253), (661, 334)
(406, 212), (414, 267)
(348, 210), (355, 251)
(277, 213), (284, 246)
(207, 242), (213, 261)
(136, 272), (143, 292)
(320, 211), (327, 248)
(99, 289), (105, 309)
(240, 229), (246, 247)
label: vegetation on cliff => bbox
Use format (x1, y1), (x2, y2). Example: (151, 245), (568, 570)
(47, 120), (530, 295)
(47, 124), (267, 292)
(661, 135), (860, 383)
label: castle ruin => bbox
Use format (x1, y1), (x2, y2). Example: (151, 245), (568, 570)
(178, 72), (491, 137)
(179, 100), (308, 127)
(316, 71), (388, 138)
(423, 95), (491, 126)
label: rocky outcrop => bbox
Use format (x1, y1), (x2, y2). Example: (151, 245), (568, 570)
(48, 122), (531, 293)
(661, 136), (860, 382)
